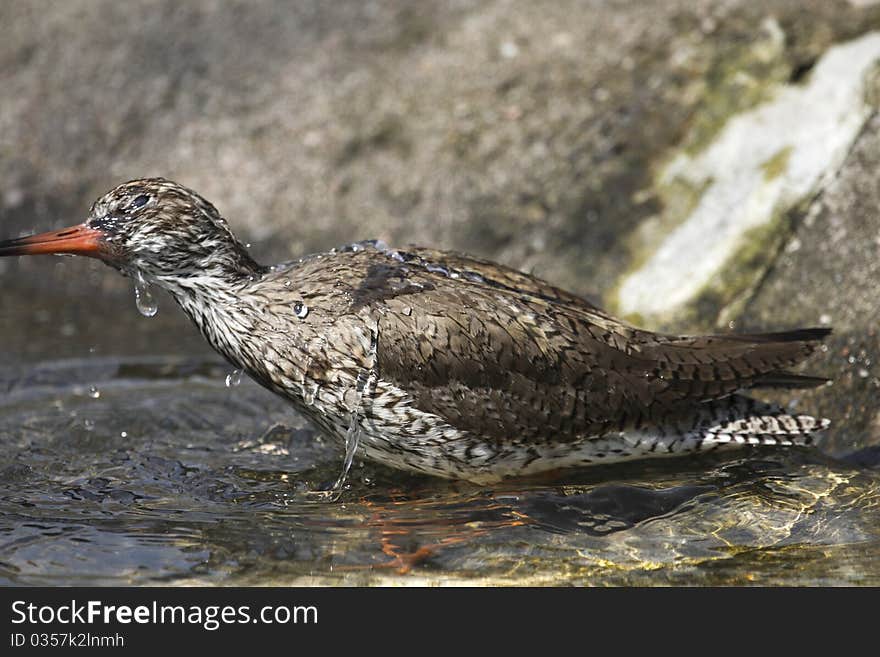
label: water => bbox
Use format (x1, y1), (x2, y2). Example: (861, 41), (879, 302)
(225, 369), (243, 387)
(134, 274), (158, 317)
(319, 412), (362, 501)
(328, 330), (378, 496)
(293, 302), (309, 319)
(1, 356), (880, 585)
(349, 241), (487, 282)
(302, 383), (318, 406)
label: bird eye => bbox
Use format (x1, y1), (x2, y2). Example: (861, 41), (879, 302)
(129, 195), (150, 211)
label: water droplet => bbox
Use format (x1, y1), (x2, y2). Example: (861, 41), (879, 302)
(330, 353), (377, 497)
(388, 251), (405, 262)
(425, 263), (450, 276)
(728, 320), (736, 330)
(120, 431), (128, 438)
(294, 302), (309, 319)
(283, 279), (292, 288)
(225, 369), (243, 387)
(303, 383), (319, 405)
(355, 369), (373, 394)
(330, 412), (362, 497)
(134, 273), (158, 317)
(87, 386), (101, 399)
(343, 387), (359, 411)
(819, 313), (832, 325)
(858, 368), (870, 378)
(83, 419), (95, 431)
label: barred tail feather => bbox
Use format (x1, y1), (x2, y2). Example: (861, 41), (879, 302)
(697, 412), (829, 447)
(616, 395), (829, 460)
(674, 396), (829, 449)
(467, 396), (829, 481)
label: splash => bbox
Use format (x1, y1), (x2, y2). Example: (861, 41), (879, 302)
(134, 273), (158, 317)
(327, 326), (379, 499)
(329, 412), (364, 497)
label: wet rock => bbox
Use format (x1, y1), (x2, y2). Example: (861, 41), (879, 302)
(616, 31), (880, 323)
(737, 113), (880, 453)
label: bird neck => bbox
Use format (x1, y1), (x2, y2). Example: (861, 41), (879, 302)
(173, 284), (260, 370)
(146, 240), (266, 292)
(159, 257), (268, 371)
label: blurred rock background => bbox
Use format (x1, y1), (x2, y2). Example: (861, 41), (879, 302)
(1, 0), (878, 453)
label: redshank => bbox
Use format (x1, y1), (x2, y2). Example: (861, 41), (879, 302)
(0, 178), (831, 484)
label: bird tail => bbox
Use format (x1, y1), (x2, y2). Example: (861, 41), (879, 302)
(750, 371), (830, 389)
(640, 326), (831, 402)
(682, 395), (829, 448)
(627, 395), (829, 456)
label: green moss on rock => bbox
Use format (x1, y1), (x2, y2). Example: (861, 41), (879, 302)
(686, 214), (793, 330)
(761, 146), (793, 182)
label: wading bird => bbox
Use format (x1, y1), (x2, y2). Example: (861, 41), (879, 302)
(0, 178), (830, 484)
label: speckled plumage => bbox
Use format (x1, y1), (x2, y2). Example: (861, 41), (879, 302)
(0, 178), (832, 483)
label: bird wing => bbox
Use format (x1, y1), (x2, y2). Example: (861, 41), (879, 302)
(400, 246), (609, 312)
(363, 248), (828, 442)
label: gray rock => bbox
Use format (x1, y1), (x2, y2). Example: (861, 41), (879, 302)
(738, 113), (880, 453)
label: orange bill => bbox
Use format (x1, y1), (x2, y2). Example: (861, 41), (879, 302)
(0, 224), (105, 258)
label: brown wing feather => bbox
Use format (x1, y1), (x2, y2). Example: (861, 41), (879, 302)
(402, 246), (609, 312)
(370, 249), (829, 442)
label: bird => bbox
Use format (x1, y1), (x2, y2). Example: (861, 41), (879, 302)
(0, 178), (831, 485)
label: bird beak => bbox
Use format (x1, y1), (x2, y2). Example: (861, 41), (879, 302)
(0, 223), (105, 258)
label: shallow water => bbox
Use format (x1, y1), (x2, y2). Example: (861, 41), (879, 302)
(1, 356), (879, 586)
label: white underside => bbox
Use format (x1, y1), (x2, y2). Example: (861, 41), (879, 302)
(302, 378), (822, 484)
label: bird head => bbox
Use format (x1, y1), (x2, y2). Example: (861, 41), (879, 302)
(0, 178), (262, 291)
